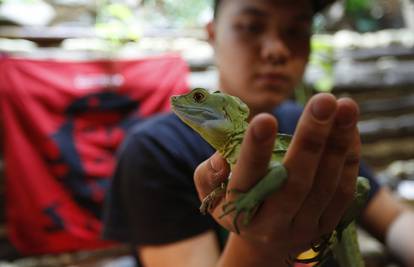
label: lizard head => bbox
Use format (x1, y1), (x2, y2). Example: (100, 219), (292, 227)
(171, 88), (249, 150)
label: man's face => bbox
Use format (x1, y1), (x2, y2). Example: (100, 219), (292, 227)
(209, 0), (312, 114)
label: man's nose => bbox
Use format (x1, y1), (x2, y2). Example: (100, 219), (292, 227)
(261, 34), (290, 64)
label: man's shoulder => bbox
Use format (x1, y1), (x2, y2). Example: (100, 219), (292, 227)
(122, 112), (213, 157)
(129, 112), (186, 137)
(274, 100), (303, 115)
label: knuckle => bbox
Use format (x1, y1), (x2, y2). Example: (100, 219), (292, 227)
(314, 185), (336, 204)
(337, 183), (355, 202)
(319, 208), (343, 235)
(210, 171), (228, 189)
(194, 160), (217, 192)
(292, 225), (317, 246)
(319, 219), (337, 235)
(289, 178), (313, 197)
(326, 136), (350, 155)
(248, 154), (270, 168)
(344, 152), (360, 167)
(299, 134), (326, 154)
(243, 141), (273, 165)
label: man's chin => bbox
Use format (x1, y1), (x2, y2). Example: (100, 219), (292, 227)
(248, 97), (286, 114)
(258, 90), (289, 105)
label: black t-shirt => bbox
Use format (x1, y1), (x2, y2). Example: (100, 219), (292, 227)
(102, 100), (380, 251)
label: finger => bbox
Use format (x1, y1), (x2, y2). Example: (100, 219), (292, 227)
(279, 93), (337, 216)
(194, 152), (230, 200)
(319, 129), (361, 234)
(220, 114), (277, 233)
(228, 113), (277, 192)
(292, 98), (359, 236)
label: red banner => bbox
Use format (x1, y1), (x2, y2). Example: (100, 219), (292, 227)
(0, 55), (189, 254)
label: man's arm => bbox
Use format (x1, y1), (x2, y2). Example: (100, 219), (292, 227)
(361, 187), (414, 265)
(138, 230), (220, 267)
(361, 187), (405, 242)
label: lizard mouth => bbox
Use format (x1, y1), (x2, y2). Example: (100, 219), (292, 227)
(172, 105), (221, 123)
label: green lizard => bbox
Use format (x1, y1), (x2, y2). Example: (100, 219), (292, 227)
(171, 88), (370, 266)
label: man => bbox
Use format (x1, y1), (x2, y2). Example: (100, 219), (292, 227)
(104, 0), (414, 266)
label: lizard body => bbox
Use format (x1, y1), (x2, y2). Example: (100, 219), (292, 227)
(171, 88), (370, 266)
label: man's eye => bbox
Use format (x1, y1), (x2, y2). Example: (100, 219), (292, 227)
(285, 27), (311, 38)
(235, 22), (264, 35)
(193, 92), (206, 103)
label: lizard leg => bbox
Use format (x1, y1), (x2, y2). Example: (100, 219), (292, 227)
(219, 164), (288, 233)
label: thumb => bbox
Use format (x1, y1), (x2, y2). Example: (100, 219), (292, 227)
(194, 152), (230, 201)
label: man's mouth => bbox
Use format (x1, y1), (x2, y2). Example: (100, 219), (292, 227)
(255, 73), (290, 86)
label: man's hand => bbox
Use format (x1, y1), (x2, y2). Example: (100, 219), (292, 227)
(194, 93), (361, 264)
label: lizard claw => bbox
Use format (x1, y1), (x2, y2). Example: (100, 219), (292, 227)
(219, 190), (260, 234)
(199, 182), (227, 214)
(200, 194), (215, 215)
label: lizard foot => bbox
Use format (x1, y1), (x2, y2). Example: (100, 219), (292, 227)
(219, 189), (260, 234)
(199, 182), (227, 214)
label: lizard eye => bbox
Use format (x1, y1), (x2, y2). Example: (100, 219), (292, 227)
(193, 92), (206, 103)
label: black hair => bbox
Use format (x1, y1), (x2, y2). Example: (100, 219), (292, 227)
(313, 0), (336, 13)
(213, 0), (335, 19)
(213, 0), (221, 19)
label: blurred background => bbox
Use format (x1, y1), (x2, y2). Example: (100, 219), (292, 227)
(0, 0), (414, 266)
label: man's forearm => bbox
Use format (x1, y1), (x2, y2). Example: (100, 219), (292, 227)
(386, 210), (414, 266)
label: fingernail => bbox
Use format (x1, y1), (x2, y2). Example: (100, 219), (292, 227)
(311, 95), (336, 121)
(336, 111), (356, 128)
(335, 99), (358, 128)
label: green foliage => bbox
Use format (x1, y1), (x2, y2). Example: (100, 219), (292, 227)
(346, 0), (372, 13)
(295, 35), (334, 106)
(309, 35), (334, 93)
(145, 0), (213, 27)
(95, 1), (140, 49)
(345, 0), (380, 32)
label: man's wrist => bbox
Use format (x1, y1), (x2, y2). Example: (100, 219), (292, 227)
(219, 233), (292, 267)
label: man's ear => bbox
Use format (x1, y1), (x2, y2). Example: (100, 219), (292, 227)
(206, 21), (215, 45)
